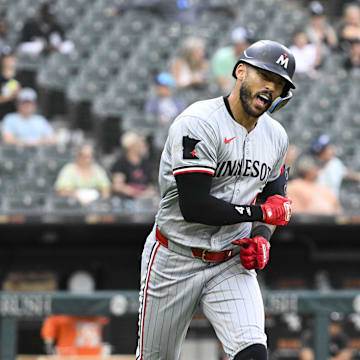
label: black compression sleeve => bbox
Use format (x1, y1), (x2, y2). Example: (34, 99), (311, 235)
(175, 172), (263, 226)
(258, 166), (289, 202)
(251, 225), (272, 241)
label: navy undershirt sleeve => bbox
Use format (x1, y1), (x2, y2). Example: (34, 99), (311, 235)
(257, 166), (288, 202)
(175, 172), (263, 225)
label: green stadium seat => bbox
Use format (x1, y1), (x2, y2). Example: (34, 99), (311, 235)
(38, 145), (73, 161)
(48, 195), (84, 212)
(6, 193), (46, 211)
(87, 197), (116, 213)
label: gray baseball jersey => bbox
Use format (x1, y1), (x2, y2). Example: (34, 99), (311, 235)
(136, 96), (288, 360)
(156, 96), (288, 250)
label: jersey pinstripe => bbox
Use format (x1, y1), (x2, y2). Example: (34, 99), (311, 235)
(156, 96), (288, 250)
(136, 231), (267, 360)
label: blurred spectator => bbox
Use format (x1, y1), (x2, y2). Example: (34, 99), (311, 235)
(41, 271), (109, 356)
(41, 315), (109, 356)
(2, 88), (55, 146)
(106, 0), (199, 25)
(338, 3), (360, 52)
(55, 143), (111, 204)
(343, 37), (360, 69)
(311, 134), (360, 197)
(305, 1), (338, 59)
(289, 29), (321, 76)
(285, 144), (299, 181)
(211, 27), (252, 92)
(0, 11), (14, 53)
(106, 0), (234, 25)
(145, 72), (186, 151)
(314, 269), (332, 291)
(17, 3), (74, 57)
(0, 51), (20, 120)
(145, 73), (186, 125)
(111, 131), (156, 199)
(286, 155), (341, 215)
(299, 312), (352, 360)
(285, 144), (299, 169)
(171, 37), (208, 89)
(67, 270), (96, 294)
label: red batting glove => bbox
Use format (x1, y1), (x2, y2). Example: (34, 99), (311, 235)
(232, 236), (270, 270)
(260, 195), (292, 226)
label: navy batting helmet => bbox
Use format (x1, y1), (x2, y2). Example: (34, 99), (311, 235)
(232, 40), (296, 113)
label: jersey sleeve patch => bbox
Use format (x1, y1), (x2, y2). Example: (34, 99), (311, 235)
(182, 135), (200, 159)
(173, 165), (215, 176)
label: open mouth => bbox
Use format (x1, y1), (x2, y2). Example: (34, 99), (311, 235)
(255, 93), (271, 108)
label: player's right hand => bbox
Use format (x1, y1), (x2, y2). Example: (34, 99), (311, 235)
(260, 195), (292, 226)
(232, 236), (270, 270)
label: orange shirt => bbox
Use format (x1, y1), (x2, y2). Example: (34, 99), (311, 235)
(41, 315), (108, 355)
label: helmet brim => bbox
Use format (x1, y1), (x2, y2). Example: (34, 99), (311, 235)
(233, 59), (296, 89)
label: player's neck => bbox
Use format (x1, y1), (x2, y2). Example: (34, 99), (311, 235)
(228, 92), (258, 132)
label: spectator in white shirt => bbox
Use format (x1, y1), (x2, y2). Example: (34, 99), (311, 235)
(290, 29), (322, 76)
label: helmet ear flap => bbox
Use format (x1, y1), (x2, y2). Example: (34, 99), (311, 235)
(268, 90), (293, 114)
(281, 83), (291, 98)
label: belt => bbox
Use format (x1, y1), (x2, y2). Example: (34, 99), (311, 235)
(156, 227), (235, 263)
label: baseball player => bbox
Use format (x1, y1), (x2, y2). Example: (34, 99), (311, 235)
(136, 40), (296, 360)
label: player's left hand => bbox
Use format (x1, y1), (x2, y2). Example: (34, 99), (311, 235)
(232, 236), (270, 270)
(260, 195), (292, 226)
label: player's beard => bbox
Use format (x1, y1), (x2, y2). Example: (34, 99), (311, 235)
(239, 79), (271, 118)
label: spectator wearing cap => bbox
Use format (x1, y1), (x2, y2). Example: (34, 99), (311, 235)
(111, 131), (156, 200)
(311, 134), (360, 197)
(211, 27), (252, 92)
(145, 73), (186, 124)
(289, 29), (322, 76)
(2, 87), (56, 146)
(0, 51), (21, 120)
(305, 1), (338, 60)
(286, 154), (341, 215)
(144, 72), (186, 152)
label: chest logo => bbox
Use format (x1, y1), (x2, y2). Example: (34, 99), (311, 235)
(224, 136), (236, 144)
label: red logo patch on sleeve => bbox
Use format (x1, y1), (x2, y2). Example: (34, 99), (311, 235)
(183, 136), (200, 159)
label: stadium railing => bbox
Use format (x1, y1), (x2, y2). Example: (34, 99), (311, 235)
(1, 290), (360, 360)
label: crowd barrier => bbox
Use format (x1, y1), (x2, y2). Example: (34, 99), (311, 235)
(1, 290), (360, 360)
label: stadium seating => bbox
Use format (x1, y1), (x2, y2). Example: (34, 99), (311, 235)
(0, 0), (355, 213)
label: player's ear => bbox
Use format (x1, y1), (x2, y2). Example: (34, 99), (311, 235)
(235, 63), (246, 81)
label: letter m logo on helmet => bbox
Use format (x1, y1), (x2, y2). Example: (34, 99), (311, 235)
(231, 40), (296, 113)
(232, 40), (295, 89)
(276, 53), (289, 69)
